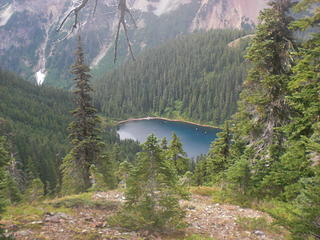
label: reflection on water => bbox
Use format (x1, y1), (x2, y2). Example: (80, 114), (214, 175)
(117, 119), (220, 158)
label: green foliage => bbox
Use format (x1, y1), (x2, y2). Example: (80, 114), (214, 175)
(260, 141), (313, 200)
(89, 164), (109, 191)
(270, 167), (320, 240)
(236, 216), (281, 234)
(61, 152), (88, 195)
(62, 36), (104, 193)
(190, 186), (217, 197)
(166, 133), (190, 176)
(268, 1), (320, 238)
(2, 171), (22, 204)
(48, 193), (119, 211)
(194, 1), (320, 239)
(183, 234), (216, 240)
(225, 158), (251, 195)
(0, 135), (17, 239)
(199, 0), (297, 197)
(24, 178), (44, 203)
(95, 153), (118, 190)
(94, 30), (249, 125)
(116, 160), (133, 188)
(204, 122), (232, 184)
(111, 134), (189, 232)
(0, 69), (73, 193)
(0, 136), (10, 213)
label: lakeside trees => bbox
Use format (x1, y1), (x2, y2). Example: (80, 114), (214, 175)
(94, 30), (249, 125)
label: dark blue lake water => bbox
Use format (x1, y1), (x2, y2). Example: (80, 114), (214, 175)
(117, 119), (221, 158)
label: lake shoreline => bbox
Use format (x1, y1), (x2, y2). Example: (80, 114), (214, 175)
(117, 117), (219, 129)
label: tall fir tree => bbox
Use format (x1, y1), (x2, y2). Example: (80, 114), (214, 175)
(61, 36), (104, 194)
(225, 0), (296, 195)
(272, 1), (320, 238)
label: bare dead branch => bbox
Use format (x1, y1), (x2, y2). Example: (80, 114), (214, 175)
(57, 0), (90, 32)
(114, 0), (136, 63)
(92, 0), (98, 17)
(56, 0), (136, 64)
(122, 17), (135, 61)
(126, 8), (137, 28)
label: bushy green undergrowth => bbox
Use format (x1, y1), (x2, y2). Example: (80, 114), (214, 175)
(2, 203), (71, 223)
(43, 192), (118, 211)
(183, 234), (216, 240)
(236, 216), (281, 234)
(190, 187), (218, 197)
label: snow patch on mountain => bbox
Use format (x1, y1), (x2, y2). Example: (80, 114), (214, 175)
(36, 70), (46, 85)
(0, 3), (14, 27)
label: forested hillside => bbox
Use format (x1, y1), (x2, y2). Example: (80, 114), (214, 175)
(94, 30), (249, 125)
(0, 69), (141, 195)
(0, 69), (73, 193)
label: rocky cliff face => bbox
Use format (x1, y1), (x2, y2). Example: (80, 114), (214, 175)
(0, 0), (267, 87)
(191, 0), (267, 30)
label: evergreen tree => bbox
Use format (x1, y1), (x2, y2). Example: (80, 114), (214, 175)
(94, 30), (249, 125)
(160, 137), (168, 150)
(226, 0), (296, 195)
(272, 1), (320, 238)
(0, 136), (10, 238)
(99, 153), (118, 189)
(62, 36), (104, 193)
(192, 155), (209, 186)
(116, 160), (132, 188)
(205, 122), (231, 183)
(167, 133), (190, 176)
(112, 134), (188, 231)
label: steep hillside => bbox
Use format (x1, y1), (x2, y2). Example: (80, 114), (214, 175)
(93, 30), (249, 125)
(0, 69), (73, 192)
(0, 0), (267, 88)
(0, 69), (141, 193)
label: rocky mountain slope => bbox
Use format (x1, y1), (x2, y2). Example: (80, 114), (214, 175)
(0, 0), (267, 87)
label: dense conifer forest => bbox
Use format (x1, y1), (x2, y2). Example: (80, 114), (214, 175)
(0, 69), (140, 196)
(0, 0), (319, 239)
(0, 69), (73, 194)
(94, 30), (249, 125)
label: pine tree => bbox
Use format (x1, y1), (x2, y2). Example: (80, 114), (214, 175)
(112, 134), (188, 231)
(272, 1), (320, 238)
(205, 122), (231, 183)
(227, 0), (296, 194)
(0, 136), (10, 238)
(116, 160), (132, 188)
(166, 133), (190, 176)
(61, 36), (104, 194)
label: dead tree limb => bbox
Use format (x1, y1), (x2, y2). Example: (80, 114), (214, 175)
(56, 0), (136, 64)
(57, 0), (90, 32)
(114, 0), (136, 63)
(92, 0), (98, 16)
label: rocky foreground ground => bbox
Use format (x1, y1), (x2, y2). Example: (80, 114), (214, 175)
(2, 189), (287, 240)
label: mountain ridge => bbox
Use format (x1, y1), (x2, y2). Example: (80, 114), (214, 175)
(0, 0), (267, 87)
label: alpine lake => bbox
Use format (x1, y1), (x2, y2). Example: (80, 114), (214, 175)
(117, 118), (221, 158)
